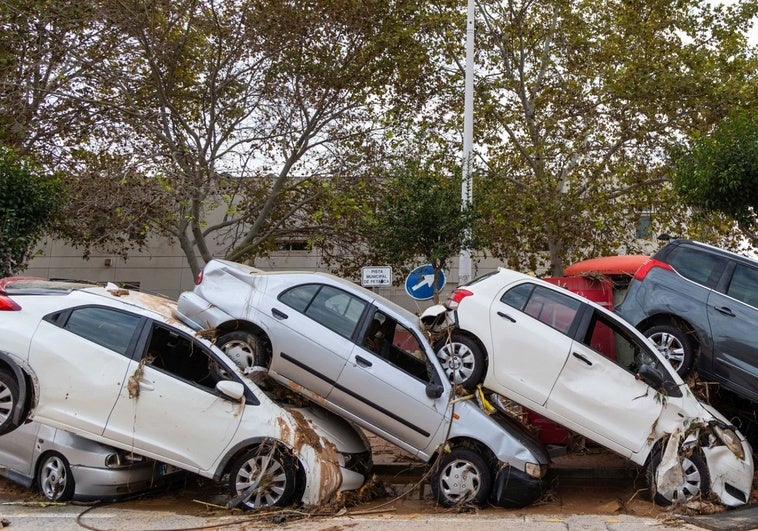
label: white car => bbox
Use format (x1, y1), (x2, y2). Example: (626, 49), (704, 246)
(0, 421), (182, 502)
(176, 259), (550, 508)
(0, 278), (370, 510)
(421, 267), (754, 507)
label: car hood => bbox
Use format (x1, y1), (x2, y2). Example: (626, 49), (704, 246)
(288, 405), (369, 455)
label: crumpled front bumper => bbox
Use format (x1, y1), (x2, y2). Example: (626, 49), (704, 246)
(490, 465), (545, 508)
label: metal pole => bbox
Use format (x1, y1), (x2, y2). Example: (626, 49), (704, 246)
(459, 0), (475, 284)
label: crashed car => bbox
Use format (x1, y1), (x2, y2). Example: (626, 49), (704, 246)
(0, 421), (182, 502)
(176, 260), (550, 508)
(421, 267), (754, 507)
(0, 278), (370, 510)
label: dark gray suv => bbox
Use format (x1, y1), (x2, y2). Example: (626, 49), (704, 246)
(616, 239), (758, 404)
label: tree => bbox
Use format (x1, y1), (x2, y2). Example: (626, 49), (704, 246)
(671, 108), (758, 246)
(469, 0), (757, 274)
(0, 147), (65, 277)
(333, 152), (480, 303)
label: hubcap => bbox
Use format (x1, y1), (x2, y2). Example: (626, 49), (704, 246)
(223, 340), (256, 370)
(235, 453), (287, 509)
(437, 342), (475, 384)
(440, 459), (481, 503)
(648, 332), (684, 371)
(40, 457), (67, 500)
(0, 383), (14, 424)
(656, 456), (702, 503)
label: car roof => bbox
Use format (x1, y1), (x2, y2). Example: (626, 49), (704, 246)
(209, 259), (421, 323)
(662, 239), (758, 266)
(2, 277), (188, 330)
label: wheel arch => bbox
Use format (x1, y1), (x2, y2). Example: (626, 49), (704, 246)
(429, 437), (498, 470)
(214, 321), (272, 361)
(446, 328), (490, 364)
(0, 350), (37, 426)
(637, 314), (701, 352)
(212, 437), (305, 487)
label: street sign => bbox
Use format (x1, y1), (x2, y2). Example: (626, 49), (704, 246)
(405, 264), (446, 301)
(361, 266), (392, 287)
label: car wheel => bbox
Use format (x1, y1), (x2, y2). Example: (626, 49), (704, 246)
(644, 324), (695, 377)
(434, 334), (485, 391)
(430, 447), (492, 507)
(228, 446), (298, 510)
(37, 452), (75, 502)
(647, 450), (710, 506)
(217, 331), (267, 372)
(0, 370), (21, 436)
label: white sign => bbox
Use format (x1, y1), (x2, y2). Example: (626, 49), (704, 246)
(361, 266), (392, 287)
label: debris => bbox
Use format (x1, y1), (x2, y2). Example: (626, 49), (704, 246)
(655, 428), (685, 498)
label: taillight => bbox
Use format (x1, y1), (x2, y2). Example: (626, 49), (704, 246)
(447, 288), (474, 309)
(633, 258), (674, 281)
(0, 295), (21, 311)
(195, 269), (204, 285)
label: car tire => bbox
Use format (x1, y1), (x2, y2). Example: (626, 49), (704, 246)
(228, 446), (298, 510)
(643, 324), (695, 377)
(434, 334), (486, 391)
(430, 447), (492, 507)
(647, 449), (710, 506)
(0, 370), (21, 436)
(37, 452), (76, 502)
(217, 331), (267, 372)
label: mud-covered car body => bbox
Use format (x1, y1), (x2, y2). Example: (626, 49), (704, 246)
(176, 260), (550, 508)
(421, 268), (753, 507)
(0, 420), (182, 501)
(0, 278), (369, 509)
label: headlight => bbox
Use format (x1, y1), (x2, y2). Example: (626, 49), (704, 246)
(525, 462), (547, 479)
(713, 425), (745, 460)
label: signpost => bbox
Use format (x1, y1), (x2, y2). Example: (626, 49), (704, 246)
(405, 264), (446, 301)
(361, 266), (392, 287)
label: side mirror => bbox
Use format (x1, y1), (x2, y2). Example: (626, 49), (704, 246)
(216, 380), (245, 401)
(426, 383), (444, 399)
(636, 364), (664, 390)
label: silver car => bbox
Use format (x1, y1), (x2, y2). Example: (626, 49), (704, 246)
(177, 260), (550, 508)
(0, 421), (180, 501)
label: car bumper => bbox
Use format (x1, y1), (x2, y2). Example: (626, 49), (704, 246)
(489, 465), (544, 508)
(70, 462), (182, 501)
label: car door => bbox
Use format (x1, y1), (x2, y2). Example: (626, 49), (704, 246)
(546, 306), (665, 454)
(263, 283), (367, 398)
(707, 263), (758, 401)
(27, 306), (140, 436)
(330, 309), (447, 455)
(102, 321), (243, 472)
(487, 283), (580, 406)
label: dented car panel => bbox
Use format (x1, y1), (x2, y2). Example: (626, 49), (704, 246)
(0, 280), (369, 509)
(176, 260), (550, 508)
(421, 267), (754, 507)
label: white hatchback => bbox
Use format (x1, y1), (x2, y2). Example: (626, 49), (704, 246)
(421, 267), (754, 507)
(0, 278), (369, 510)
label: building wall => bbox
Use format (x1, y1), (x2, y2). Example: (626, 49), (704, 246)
(26, 236), (503, 312)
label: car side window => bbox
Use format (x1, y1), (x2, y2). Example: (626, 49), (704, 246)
(726, 264), (758, 308)
(581, 310), (674, 387)
(362, 310), (431, 382)
(503, 284), (580, 335)
(667, 246), (728, 288)
(145, 323), (225, 391)
(64, 307), (141, 356)
(280, 284), (367, 339)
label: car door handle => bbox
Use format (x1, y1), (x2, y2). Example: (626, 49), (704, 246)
(138, 381), (155, 391)
(572, 352), (593, 366)
(497, 311), (516, 323)
(271, 308), (288, 320)
(355, 355), (372, 368)
(714, 306), (735, 317)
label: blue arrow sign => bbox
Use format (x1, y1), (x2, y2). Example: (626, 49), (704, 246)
(405, 264), (446, 301)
